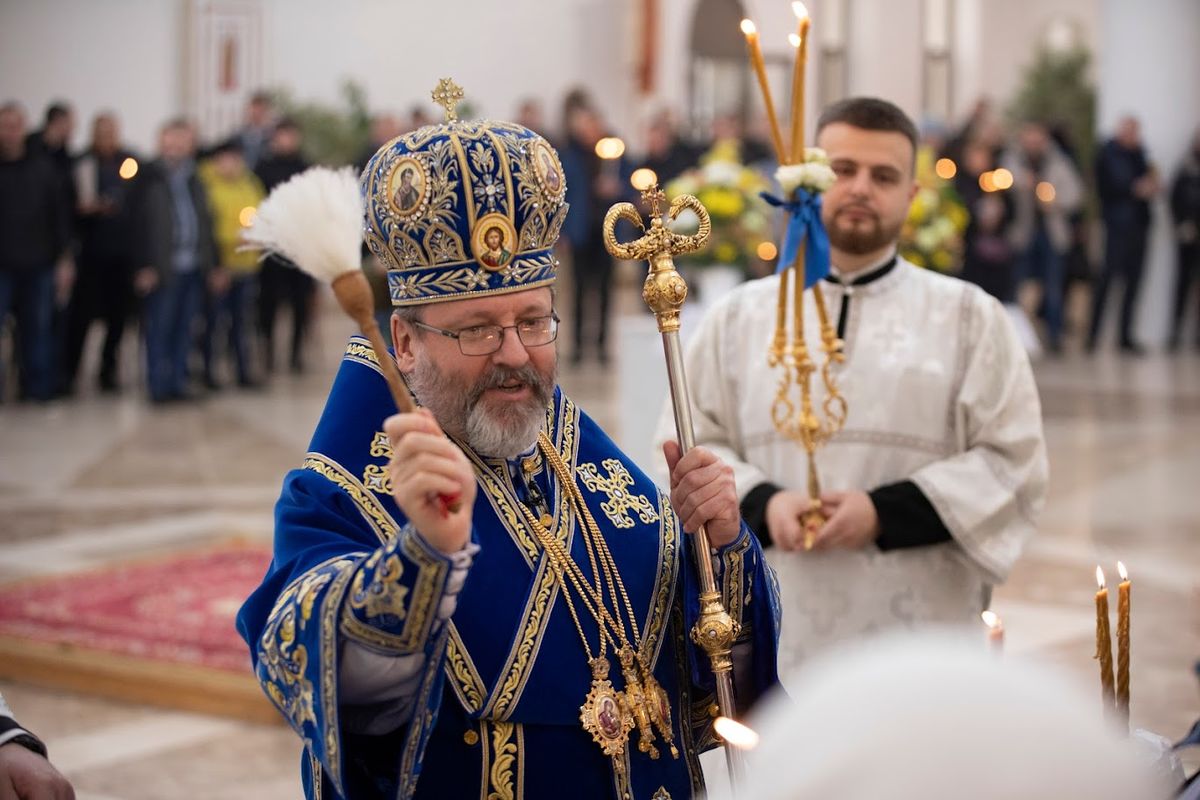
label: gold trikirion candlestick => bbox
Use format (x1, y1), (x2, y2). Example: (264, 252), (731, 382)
(602, 184), (746, 788)
(769, 240), (846, 550)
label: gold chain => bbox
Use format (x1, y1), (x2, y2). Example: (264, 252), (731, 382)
(533, 433), (644, 653)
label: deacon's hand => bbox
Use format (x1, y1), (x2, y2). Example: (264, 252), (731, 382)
(0, 742), (75, 800)
(765, 489), (823, 551)
(662, 442), (741, 548)
(384, 409), (476, 556)
(810, 490), (880, 551)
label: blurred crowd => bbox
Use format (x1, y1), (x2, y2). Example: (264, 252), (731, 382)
(2, 88), (1199, 405)
(0, 93), (314, 404)
(939, 100), (1200, 356)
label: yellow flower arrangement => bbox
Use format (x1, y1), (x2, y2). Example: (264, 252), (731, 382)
(899, 145), (969, 272)
(664, 140), (772, 272)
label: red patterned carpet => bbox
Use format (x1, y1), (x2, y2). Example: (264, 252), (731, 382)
(0, 541), (279, 722)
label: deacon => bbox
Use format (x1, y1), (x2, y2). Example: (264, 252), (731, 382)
(237, 87), (779, 800)
(660, 97), (1047, 676)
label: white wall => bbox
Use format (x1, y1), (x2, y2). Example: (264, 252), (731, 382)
(977, 0), (1098, 112)
(0, 0), (185, 154)
(260, 0), (636, 137)
(1098, 0), (1200, 346)
(0, 0), (636, 154)
(846, 0), (924, 121)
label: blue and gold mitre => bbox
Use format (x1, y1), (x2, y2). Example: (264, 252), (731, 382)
(360, 79), (568, 307)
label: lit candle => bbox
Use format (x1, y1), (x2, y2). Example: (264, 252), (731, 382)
(981, 609), (1004, 654)
(788, 3), (811, 162)
(1094, 566), (1116, 715)
(713, 716), (760, 750)
(1116, 561), (1131, 728)
(594, 137), (625, 182)
(740, 19), (788, 164)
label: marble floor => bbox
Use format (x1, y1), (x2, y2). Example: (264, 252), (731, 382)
(1, 290), (1198, 799)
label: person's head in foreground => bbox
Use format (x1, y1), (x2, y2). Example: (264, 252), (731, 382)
(740, 632), (1168, 800)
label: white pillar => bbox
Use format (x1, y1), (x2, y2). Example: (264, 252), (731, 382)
(1097, 0), (1200, 346)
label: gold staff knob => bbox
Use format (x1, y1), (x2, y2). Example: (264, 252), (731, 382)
(602, 185), (712, 334)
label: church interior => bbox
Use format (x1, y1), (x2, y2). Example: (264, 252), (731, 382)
(0, 0), (1198, 797)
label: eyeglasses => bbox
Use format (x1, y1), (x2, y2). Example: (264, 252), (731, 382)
(412, 312), (560, 356)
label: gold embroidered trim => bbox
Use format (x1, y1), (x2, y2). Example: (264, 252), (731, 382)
(640, 492), (679, 670)
(446, 624), (487, 712)
(486, 721), (518, 800)
(721, 534), (751, 628)
(343, 338), (383, 375)
(302, 454), (396, 545)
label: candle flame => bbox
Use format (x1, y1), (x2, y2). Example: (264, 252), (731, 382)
(979, 170), (997, 193)
(713, 716), (760, 750)
(119, 157), (139, 180)
(1117, 561), (1128, 581)
(981, 610), (1000, 629)
(1096, 565), (1106, 589)
(239, 206), (257, 227)
(792, 1), (809, 20)
(1035, 181), (1056, 202)
(788, 32), (801, 48)
(630, 167), (657, 191)
(740, 18), (757, 35)
(594, 137), (625, 160)
(756, 241), (778, 261)
(991, 167), (1014, 190)
(935, 157), (957, 179)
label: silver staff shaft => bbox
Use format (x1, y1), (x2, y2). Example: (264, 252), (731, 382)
(661, 330), (746, 789)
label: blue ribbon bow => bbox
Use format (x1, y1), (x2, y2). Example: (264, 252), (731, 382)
(761, 189), (831, 288)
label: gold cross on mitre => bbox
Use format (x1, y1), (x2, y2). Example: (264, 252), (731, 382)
(431, 78), (465, 121)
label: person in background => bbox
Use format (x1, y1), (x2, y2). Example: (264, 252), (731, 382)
(956, 139), (1017, 303)
(198, 138), (266, 389)
(141, 118), (216, 404)
(515, 97), (545, 135)
(234, 91), (275, 171)
(559, 99), (626, 366)
(1089, 115), (1159, 355)
(0, 102), (73, 403)
(640, 108), (698, 186)
(255, 118), (314, 373)
(356, 113), (405, 172)
(25, 101), (76, 210)
(1169, 127), (1200, 352)
(63, 112), (145, 394)
(1000, 121), (1083, 354)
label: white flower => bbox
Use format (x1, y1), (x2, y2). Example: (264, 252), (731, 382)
(775, 162), (836, 195)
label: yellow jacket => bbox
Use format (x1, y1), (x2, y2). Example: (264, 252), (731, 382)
(200, 162), (265, 272)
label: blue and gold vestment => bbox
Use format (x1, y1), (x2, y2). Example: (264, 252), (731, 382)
(237, 339), (781, 799)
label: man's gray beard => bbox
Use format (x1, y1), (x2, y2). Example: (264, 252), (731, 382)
(405, 356), (556, 459)
(826, 209), (905, 255)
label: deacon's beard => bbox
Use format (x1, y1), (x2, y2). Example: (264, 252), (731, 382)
(404, 355), (556, 459)
(825, 205), (905, 256)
